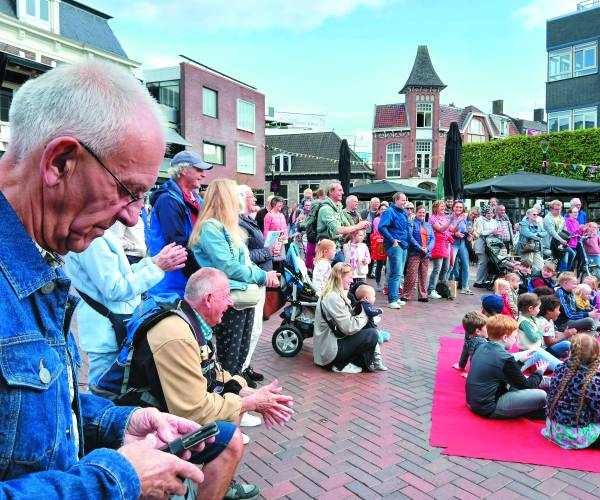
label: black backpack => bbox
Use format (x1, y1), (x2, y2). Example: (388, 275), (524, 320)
(305, 201), (323, 244)
(436, 281), (452, 300)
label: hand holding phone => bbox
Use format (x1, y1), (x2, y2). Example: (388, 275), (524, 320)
(159, 422), (219, 456)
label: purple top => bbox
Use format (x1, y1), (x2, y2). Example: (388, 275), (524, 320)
(564, 217), (580, 249)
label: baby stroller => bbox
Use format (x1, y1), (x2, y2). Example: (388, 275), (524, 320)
(575, 235), (598, 281)
(483, 236), (519, 289)
(271, 243), (319, 357)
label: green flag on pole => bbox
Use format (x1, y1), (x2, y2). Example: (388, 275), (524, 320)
(436, 161), (445, 200)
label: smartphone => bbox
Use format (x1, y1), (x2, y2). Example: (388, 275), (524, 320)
(159, 422), (219, 456)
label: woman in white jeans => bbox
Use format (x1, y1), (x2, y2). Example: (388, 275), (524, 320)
(473, 204), (500, 287)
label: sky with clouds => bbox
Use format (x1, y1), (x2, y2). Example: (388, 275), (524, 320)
(88, 0), (580, 144)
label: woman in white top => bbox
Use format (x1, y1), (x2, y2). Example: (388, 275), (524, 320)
(473, 204), (501, 287)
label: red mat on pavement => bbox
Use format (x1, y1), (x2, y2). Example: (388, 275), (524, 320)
(451, 325), (465, 334)
(430, 337), (600, 473)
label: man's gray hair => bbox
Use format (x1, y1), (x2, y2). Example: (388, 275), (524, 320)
(168, 162), (194, 180)
(185, 268), (229, 302)
(237, 184), (253, 214)
(327, 181), (341, 194)
(392, 192), (406, 202)
(345, 195), (358, 205)
(8, 61), (165, 161)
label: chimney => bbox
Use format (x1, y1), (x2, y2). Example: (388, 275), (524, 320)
(533, 108), (545, 122)
(492, 99), (504, 115)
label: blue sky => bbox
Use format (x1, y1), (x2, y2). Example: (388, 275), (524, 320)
(89, 0), (579, 142)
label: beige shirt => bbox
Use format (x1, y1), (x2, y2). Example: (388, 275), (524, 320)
(112, 219), (147, 258)
(146, 315), (247, 424)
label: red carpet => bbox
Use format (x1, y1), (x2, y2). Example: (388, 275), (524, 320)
(451, 325), (465, 334)
(430, 337), (600, 473)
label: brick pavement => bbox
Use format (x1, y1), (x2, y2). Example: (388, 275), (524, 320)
(239, 283), (600, 499)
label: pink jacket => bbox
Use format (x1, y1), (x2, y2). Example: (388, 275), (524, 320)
(263, 212), (288, 242)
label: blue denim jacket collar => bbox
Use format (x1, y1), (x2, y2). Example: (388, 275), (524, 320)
(0, 191), (55, 299)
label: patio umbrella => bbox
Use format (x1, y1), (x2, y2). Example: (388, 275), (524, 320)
(338, 139), (351, 206)
(436, 161), (445, 200)
(350, 180), (436, 200)
(443, 122), (463, 200)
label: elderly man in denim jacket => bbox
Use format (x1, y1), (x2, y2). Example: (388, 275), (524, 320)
(0, 62), (211, 498)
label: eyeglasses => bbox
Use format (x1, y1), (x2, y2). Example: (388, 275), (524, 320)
(79, 141), (143, 206)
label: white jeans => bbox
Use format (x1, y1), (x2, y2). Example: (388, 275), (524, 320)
(242, 287), (266, 371)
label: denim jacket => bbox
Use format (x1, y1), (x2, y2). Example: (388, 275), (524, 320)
(0, 192), (140, 498)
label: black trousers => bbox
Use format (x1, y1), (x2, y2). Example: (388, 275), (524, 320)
(332, 327), (379, 370)
(214, 306), (255, 376)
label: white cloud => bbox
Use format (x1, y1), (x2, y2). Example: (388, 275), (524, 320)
(111, 0), (391, 31)
(514, 0), (579, 29)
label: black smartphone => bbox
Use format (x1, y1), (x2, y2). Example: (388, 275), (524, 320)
(159, 422), (219, 456)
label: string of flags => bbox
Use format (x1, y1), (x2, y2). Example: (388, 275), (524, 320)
(542, 160), (600, 174)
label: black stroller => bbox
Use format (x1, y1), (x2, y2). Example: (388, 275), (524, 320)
(483, 236), (520, 289)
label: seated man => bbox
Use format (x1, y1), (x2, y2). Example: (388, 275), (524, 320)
(99, 268), (294, 498)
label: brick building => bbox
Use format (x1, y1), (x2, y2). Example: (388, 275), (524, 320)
(372, 45), (546, 192)
(144, 60), (265, 191)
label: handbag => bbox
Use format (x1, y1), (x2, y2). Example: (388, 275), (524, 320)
(263, 287), (286, 319)
(231, 284), (261, 311)
(319, 301), (347, 339)
(521, 240), (538, 253)
(76, 289), (131, 346)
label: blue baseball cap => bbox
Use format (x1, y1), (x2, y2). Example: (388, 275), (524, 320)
(171, 150), (213, 170)
(481, 294), (504, 314)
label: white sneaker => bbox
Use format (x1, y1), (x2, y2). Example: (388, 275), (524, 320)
(240, 413), (262, 427)
(398, 299), (407, 305)
(387, 301), (403, 309)
(242, 432), (250, 445)
(332, 363), (363, 374)
(428, 291), (442, 299)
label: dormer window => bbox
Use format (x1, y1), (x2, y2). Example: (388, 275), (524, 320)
(18, 0), (57, 32)
(272, 153), (291, 173)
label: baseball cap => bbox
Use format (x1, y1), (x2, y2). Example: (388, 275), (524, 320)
(171, 150), (213, 170)
(481, 294), (504, 315)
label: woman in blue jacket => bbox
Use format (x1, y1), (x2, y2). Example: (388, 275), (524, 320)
(448, 201), (473, 295)
(189, 179), (280, 376)
(401, 206), (435, 302)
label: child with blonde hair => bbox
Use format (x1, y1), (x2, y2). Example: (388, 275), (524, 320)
(574, 283), (593, 312)
(556, 272), (600, 332)
(544, 334), (600, 449)
(582, 275), (600, 309)
(343, 230), (370, 281)
(505, 272), (520, 317)
(313, 239), (336, 295)
(354, 284), (388, 371)
(494, 278), (515, 319)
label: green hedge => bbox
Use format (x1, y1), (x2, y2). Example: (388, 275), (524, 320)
(462, 128), (600, 185)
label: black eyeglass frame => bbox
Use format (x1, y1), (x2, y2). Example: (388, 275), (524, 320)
(79, 141), (143, 206)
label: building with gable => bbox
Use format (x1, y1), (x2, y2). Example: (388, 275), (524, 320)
(0, 0), (137, 152)
(372, 45), (546, 192)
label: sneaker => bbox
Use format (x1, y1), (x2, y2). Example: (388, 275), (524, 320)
(371, 361), (389, 371)
(244, 366), (264, 382)
(428, 290), (442, 299)
(375, 283), (383, 292)
(332, 363), (362, 374)
(398, 299), (407, 305)
(459, 288), (474, 295)
(387, 301), (403, 309)
(224, 480), (260, 500)
(242, 433), (250, 445)
(240, 412), (262, 427)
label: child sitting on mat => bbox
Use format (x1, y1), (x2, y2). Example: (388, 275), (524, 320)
(453, 311), (488, 376)
(516, 259), (533, 295)
(543, 333), (600, 449)
(574, 283), (594, 312)
(530, 261), (557, 291)
(481, 294), (504, 317)
(582, 275), (600, 309)
(538, 295), (575, 359)
(556, 272), (600, 333)
(466, 315), (548, 420)
(494, 278), (515, 319)
(517, 293), (563, 372)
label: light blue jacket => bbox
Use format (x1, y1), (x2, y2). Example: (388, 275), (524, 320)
(65, 226), (164, 358)
(191, 219), (267, 290)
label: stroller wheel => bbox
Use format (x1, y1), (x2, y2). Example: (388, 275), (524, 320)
(272, 325), (303, 357)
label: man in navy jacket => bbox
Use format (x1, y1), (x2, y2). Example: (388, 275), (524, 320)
(378, 192), (409, 308)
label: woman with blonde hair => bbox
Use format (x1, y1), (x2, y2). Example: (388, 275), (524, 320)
(427, 200), (453, 298)
(313, 263), (379, 373)
(190, 179), (279, 376)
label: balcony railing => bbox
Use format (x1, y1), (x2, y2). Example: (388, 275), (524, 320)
(577, 0), (600, 10)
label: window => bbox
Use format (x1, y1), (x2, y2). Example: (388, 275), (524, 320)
(548, 49), (571, 81)
(237, 99), (255, 133)
(467, 119), (485, 142)
(0, 88), (13, 122)
(203, 141), (224, 165)
(416, 102), (432, 128)
(386, 143), (402, 178)
(548, 111), (571, 132)
(415, 141), (431, 177)
(574, 43), (597, 77)
(272, 153), (291, 173)
(202, 87), (218, 118)
(25, 0), (49, 21)
(146, 80), (180, 110)
(573, 107), (597, 129)
(500, 120), (508, 135)
(298, 183), (319, 202)
(237, 143), (256, 174)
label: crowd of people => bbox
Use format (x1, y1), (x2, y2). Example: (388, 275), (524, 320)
(2, 59), (599, 500)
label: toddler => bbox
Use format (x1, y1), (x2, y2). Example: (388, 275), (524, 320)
(574, 283), (593, 311)
(582, 275), (600, 309)
(543, 334), (600, 449)
(530, 261), (557, 290)
(466, 315), (547, 420)
(453, 311), (488, 376)
(504, 272), (520, 317)
(516, 259), (533, 295)
(343, 230), (371, 281)
(582, 222), (600, 273)
(556, 272), (600, 332)
(312, 239), (336, 295)
(494, 278), (515, 319)
(538, 294), (575, 359)
(517, 293), (562, 371)
(354, 284), (388, 371)
(481, 294), (504, 317)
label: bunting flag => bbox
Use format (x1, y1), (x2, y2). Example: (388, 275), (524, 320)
(542, 160), (600, 176)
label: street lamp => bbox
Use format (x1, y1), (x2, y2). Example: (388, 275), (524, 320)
(540, 138), (550, 173)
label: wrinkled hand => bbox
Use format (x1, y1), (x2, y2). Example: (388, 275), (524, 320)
(244, 379), (294, 429)
(265, 271), (280, 288)
(359, 220), (370, 230)
(153, 243), (188, 272)
(271, 242), (281, 257)
(119, 434), (204, 499)
(536, 360), (549, 374)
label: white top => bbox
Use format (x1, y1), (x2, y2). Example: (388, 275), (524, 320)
(312, 259), (332, 295)
(539, 317), (556, 339)
(112, 217), (147, 258)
